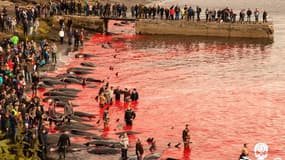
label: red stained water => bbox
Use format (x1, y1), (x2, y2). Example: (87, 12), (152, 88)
(42, 21), (285, 160)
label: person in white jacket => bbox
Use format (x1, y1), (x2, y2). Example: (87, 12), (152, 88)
(59, 29), (65, 44)
(120, 132), (129, 160)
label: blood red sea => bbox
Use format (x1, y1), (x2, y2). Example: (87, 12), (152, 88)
(39, 21), (285, 160)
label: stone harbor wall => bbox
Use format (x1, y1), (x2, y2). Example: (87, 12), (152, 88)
(63, 16), (104, 32)
(135, 19), (274, 40)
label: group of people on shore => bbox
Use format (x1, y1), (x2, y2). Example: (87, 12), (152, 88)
(58, 17), (85, 49)
(32, 0), (128, 18)
(130, 4), (269, 23)
(0, 37), (60, 159)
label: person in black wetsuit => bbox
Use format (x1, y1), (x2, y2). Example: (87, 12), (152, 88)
(57, 131), (71, 159)
(124, 105), (136, 126)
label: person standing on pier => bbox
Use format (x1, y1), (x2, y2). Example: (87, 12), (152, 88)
(196, 6), (202, 21)
(246, 8), (252, 22)
(77, 0), (82, 16)
(263, 10), (268, 23)
(254, 8), (260, 23)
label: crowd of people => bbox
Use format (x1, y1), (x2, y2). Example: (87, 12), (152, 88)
(0, 37), (60, 159)
(28, 0), (128, 18)
(130, 4), (269, 23)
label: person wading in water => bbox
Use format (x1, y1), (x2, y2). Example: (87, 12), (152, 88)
(182, 124), (191, 148)
(103, 107), (110, 128)
(124, 105), (136, 126)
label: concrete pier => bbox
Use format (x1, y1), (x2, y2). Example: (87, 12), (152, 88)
(135, 19), (274, 40)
